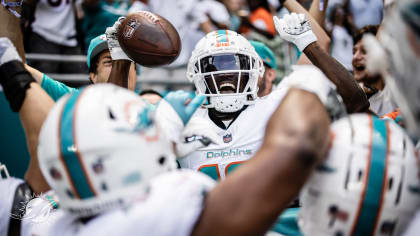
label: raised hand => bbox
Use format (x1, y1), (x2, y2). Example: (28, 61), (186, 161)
(105, 17), (132, 61)
(273, 13), (317, 52)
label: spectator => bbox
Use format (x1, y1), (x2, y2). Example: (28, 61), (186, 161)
(23, 0), (84, 74)
(82, 0), (129, 51)
(347, 0), (383, 29)
(352, 25), (396, 116)
(240, 0), (276, 38)
(329, 4), (355, 71)
(221, 0), (245, 31)
(25, 34), (137, 101)
(188, 0), (231, 53)
(250, 40), (277, 97)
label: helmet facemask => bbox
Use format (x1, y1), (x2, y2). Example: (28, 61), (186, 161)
(191, 53), (261, 113)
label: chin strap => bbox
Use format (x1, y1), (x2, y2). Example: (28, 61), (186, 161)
(1, 0), (23, 18)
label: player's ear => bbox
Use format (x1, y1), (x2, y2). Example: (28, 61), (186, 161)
(267, 69), (276, 83)
(90, 72), (97, 83)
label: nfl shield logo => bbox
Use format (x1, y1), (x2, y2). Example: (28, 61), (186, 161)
(223, 133), (232, 143)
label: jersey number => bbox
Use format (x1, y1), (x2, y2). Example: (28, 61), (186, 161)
(198, 161), (245, 181)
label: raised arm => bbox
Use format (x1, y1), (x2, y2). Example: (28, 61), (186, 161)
(105, 17), (136, 90)
(0, 38), (53, 193)
(303, 42), (369, 113)
(283, 0), (330, 53)
(274, 13), (369, 113)
(192, 70), (331, 236)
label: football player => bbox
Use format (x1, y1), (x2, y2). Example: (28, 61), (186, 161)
(299, 113), (420, 236)
(176, 9), (363, 181)
(360, 0), (420, 234)
(0, 35), (333, 235)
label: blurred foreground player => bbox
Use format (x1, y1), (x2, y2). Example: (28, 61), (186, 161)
(0, 37), (59, 236)
(361, 0), (420, 235)
(300, 114), (420, 236)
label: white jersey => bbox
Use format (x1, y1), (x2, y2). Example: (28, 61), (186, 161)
(31, 0), (80, 46)
(45, 170), (215, 236)
(178, 87), (288, 180)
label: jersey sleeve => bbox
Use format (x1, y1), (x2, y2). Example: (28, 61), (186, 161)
(41, 74), (78, 101)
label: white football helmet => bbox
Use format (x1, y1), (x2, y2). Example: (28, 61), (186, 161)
(187, 30), (265, 113)
(364, 0), (420, 137)
(37, 84), (177, 217)
(299, 114), (420, 236)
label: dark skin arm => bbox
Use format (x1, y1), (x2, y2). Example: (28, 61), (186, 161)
(192, 88), (330, 236)
(108, 60), (131, 89)
(303, 42), (370, 113)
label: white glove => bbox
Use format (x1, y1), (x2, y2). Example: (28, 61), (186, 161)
(273, 13), (317, 52)
(105, 17), (133, 61)
(175, 116), (221, 158)
(0, 38), (22, 66)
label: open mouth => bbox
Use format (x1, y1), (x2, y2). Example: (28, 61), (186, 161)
(219, 83), (236, 94)
(354, 64), (366, 72)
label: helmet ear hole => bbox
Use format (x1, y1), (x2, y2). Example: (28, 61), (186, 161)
(109, 109), (116, 120)
(158, 156), (166, 165)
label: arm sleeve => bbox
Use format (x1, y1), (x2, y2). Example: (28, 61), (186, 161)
(41, 74), (78, 101)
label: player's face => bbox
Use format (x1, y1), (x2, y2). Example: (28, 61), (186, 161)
(91, 51), (113, 83)
(200, 53), (251, 94)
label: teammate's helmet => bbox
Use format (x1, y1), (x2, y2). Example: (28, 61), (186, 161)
(37, 84), (176, 217)
(299, 114), (420, 236)
(375, 0), (420, 136)
(187, 30), (264, 113)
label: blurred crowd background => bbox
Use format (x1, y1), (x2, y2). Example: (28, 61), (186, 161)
(21, 0), (383, 91)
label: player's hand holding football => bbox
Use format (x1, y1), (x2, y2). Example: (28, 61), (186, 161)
(273, 13), (317, 52)
(105, 17), (133, 61)
(0, 37), (22, 66)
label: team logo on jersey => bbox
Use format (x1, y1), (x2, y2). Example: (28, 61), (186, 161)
(223, 133), (232, 143)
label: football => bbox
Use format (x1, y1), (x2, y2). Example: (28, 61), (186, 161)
(117, 11), (181, 67)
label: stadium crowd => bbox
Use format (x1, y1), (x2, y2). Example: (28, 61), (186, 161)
(1, 0), (420, 235)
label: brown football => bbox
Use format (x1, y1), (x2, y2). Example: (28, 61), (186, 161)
(117, 11), (181, 67)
